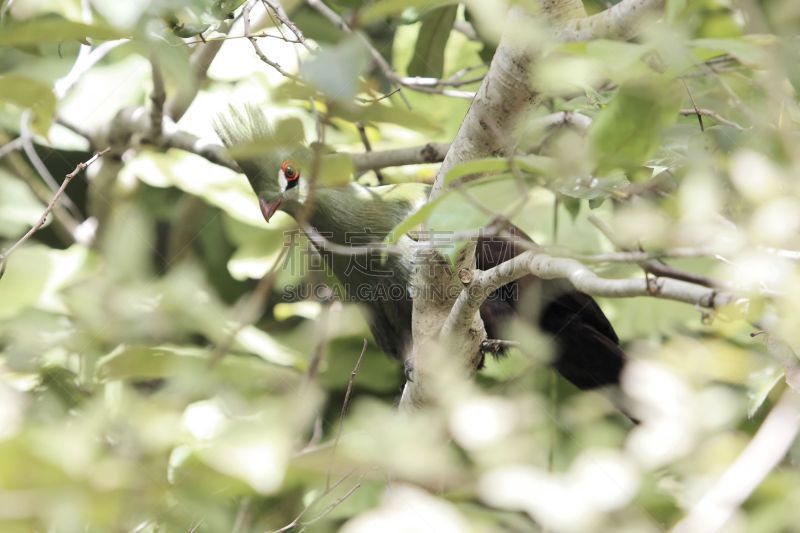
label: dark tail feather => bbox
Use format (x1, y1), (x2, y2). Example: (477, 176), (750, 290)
(539, 294), (626, 389)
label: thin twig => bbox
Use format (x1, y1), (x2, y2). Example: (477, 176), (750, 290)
(19, 111), (82, 219)
(300, 480), (363, 526)
(0, 148), (109, 270)
(681, 80), (704, 132)
(261, 0), (313, 51)
(327, 339), (367, 490)
(588, 214), (721, 288)
(307, 0), (457, 104)
(678, 107), (746, 131)
(355, 122), (385, 183)
(244, 0), (302, 80)
(183, 31), (302, 45)
(270, 472), (355, 533)
(306, 303), (331, 380)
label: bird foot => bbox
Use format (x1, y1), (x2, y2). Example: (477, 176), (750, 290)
(479, 338), (519, 356)
(403, 358), (415, 382)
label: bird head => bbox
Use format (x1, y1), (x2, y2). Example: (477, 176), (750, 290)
(215, 106), (309, 222)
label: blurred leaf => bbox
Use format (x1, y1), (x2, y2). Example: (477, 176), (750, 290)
(691, 36), (772, 65)
(0, 169), (44, 238)
(319, 337), (401, 394)
(747, 366), (784, 418)
(0, 75), (55, 134)
(194, 428), (291, 494)
(0, 245), (91, 321)
(427, 174), (526, 236)
(275, 117), (307, 145)
(90, 0), (150, 28)
(561, 195), (581, 220)
(556, 171), (629, 201)
(0, 17), (125, 45)
(211, 0), (247, 19)
(100, 202), (154, 282)
(96, 344), (301, 383)
(583, 40), (652, 82)
(335, 100), (440, 131)
(407, 5), (458, 78)
(300, 36), (370, 103)
(666, 0), (687, 23)
(319, 153), (354, 186)
(443, 157), (510, 186)
(123, 150), (264, 226)
(386, 158), (511, 245)
(359, 0), (456, 24)
(273, 83), (440, 130)
(589, 78), (682, 173)
(235, 326), (305, 368)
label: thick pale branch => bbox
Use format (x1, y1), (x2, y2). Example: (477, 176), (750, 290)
(351, 143), (449, 172)
(557, 0), (665, 41)
(443, 251), (744, 360)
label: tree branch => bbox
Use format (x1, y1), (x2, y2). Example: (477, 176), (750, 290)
(672, 390), (800, 533)
(556, 0), (665, 42)
(408, 0), (592, 405)
(351, 142), (449, 172)
(149, 57), (166, 141)
(446, 252), (741, 338)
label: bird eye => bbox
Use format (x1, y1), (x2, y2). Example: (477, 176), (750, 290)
(281, 160), (300, 182)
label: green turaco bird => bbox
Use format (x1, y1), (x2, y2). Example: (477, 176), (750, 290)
(216, 107), (626, 390)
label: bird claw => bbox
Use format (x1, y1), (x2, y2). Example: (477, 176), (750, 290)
(403, 358), (415, 382)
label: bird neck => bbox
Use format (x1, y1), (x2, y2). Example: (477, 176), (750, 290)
(290, 183), (427, 246)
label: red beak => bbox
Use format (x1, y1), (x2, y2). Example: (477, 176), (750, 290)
(259, 197), (282, 223)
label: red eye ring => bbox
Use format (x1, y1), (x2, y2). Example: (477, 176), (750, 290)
(281, 160), (300, 181)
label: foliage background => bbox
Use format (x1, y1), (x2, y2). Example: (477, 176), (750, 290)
(1, 0), (800, 531)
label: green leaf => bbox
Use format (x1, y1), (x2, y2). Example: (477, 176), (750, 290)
(95, 344), (302, 383)
(747, 366), (783, 418)
(427, 174), (522, 235)
(300, 36), (370, 103)
(0, 169), (44, 238)
(0, 245), (91, 321)
(386, 193), (443, 244)
(665, 0), (687, 23)
(691, 36), (773, 65)
(359, 0), (456, 24)
(386, 158), (510, 244)
(211, 0), (248, 19)
(319, 153), (354, 186)
(407, 5), (458, 78)
(0, 75), (56, 134)
(0, 18), (125, 46)
(442, 157), (510, 186)
(589, 78), (682, 173)
(274, 117), (306, 145)
(561, 195), (581, 220)
(123, 150), (265, 227)
(337, 101), (440, 131)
